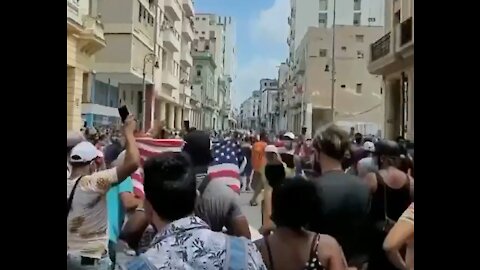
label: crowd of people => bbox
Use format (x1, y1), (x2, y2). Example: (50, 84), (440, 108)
(67, 116), (414, 270)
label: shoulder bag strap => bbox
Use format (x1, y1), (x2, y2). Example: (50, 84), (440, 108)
(67, 176), (83, 218)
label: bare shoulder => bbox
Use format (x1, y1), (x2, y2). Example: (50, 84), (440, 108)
(316, 234), (340, 260)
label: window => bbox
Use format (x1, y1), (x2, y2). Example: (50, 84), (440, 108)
(319, 0), (328, 10)
(357, 50), (364, 59)
(138, 5), (143, 22)
(368, 17), (376, 23)
(197, 69), (201, 76)
(143, 9), (147, 20)
(319, 13), (328, 27)
(319, 49), (327, 57)
(354, 0), (361, 11)
(205, 45), (210, 50)
(341, 46), (347, 51)
(353, 13), (361, 25)
(356, 83), (362, 94)
(201, 31), (205, 34)
(355, 34), (364, 42)
(122, 91), (126, 103)
(195, 17), (199, 21)
(202, 17), (206, 21)
(195, 31), (199, 34)
(341, 84), (346, 88)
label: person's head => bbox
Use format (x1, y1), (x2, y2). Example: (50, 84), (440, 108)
(69, 141), (101, 175)
(67, 130), (86, 155)
(265, 144), (280, 163)
(363, 141), (375, 156)
(282, 132), (295, 141)
(143, 152), (196, 223)
(182, 130), (212, 166)
(354, 133), (363, 144)
(312, 124), (351, 167)
(103, 141), (124, 168)
(271, 177), (321, 231)
(259, 131), (268, 142)
(374, 140), (402, 169)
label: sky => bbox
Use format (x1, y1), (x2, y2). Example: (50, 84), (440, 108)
(194, 0), (290, 108)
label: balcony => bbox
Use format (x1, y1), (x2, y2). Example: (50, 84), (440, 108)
(367, 32), (400, 75)
(67, 0), (81, 24)
(162, 70), (179, 90)
(395, 17), (414, 59)
(182, 19), (194, 42)
(182, 0), (194, 17)
(287, 37), (291, 46)
(180, 49), (193, 67)
(78, 15), (106, 55)
(163, 28), (181, 52)
(164, 0), (181, 21)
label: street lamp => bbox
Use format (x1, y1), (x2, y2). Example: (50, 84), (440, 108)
(330, 0), (337, 123)
(142, 53), (159, 131)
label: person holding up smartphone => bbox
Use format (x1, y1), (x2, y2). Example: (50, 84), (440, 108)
(67, 115), (141, 270)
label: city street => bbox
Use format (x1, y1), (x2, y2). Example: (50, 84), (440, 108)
(115, 192), (262, 269)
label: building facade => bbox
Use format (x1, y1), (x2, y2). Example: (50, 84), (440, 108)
(239, 91), (262, 130)
(259, 79), (280, 133)
(67, 0), (106, 130)
(191, 51), (216, 130)
(368, 0), (413, 140)
(287, 26), (384, 137)
(277, 63), (290, 132)
(91, 0), (194, 132)
(286, 0), (385, 137)
(193, 13), (236, 131)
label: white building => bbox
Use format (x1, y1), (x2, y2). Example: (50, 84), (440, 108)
(193, 14), (236, 130)
(92, 0), (195, 131)
(219, 16), (237, 129)
(277, 63), (289, 132)
(259, 79), (280, 133)
(239, 90), (262, 130)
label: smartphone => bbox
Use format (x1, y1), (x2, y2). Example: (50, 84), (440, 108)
(118, 105), (130, 123)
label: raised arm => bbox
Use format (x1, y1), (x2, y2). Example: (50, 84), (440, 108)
(116, 115), (141, 183)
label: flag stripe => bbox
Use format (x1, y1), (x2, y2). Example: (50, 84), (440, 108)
(132, 138), (184, 198)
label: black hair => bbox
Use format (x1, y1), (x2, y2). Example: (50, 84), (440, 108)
(264, 164), (286, 189)
(143, 152), (196, 222)
(182, 130), (213, 166)
(271, 177), (321, 230)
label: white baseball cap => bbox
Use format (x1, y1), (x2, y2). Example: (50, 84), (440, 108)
(70, 141), (99, 163)
(265, 145), (279, 154)
(363, 141), (375, 152)
(283, 132), (295, 140)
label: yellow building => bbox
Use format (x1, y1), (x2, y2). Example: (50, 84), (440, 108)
(368, 0), (414, 140)
(67, 0), (106, 130)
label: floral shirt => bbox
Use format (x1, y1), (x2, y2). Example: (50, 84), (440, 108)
(127, 216), (266, 270)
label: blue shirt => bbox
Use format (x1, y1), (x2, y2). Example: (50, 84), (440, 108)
(107, 177), (133, 243)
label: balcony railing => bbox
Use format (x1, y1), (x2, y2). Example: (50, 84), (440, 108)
(67, 0), (79, 13)
(371, 32), (391, 62)
(400, 17), (413, 46)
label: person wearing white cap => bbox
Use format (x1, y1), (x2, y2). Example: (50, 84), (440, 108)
(67, 130), (86, 178)
(67, 115), (140, 270)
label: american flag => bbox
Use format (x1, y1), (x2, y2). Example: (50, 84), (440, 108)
(208, 139), (246, 194)
(132, 137), (185, 198)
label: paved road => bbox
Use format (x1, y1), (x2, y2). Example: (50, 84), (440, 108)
(115, 191), (263, 269)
